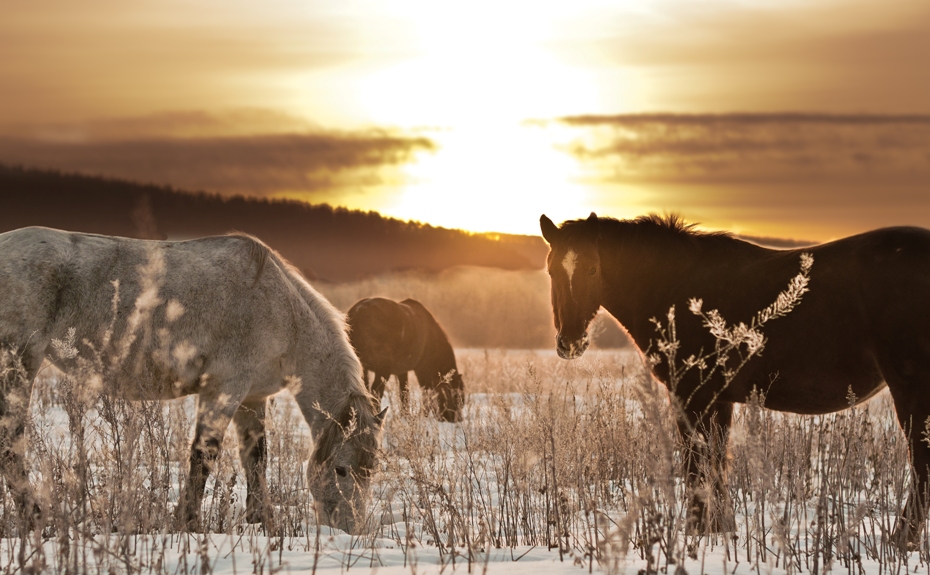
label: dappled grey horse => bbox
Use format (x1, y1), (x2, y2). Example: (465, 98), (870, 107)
(0, 227), (384, 533)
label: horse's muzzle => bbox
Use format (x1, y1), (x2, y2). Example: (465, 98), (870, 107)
(316, 500), (361, 534)
(556, 333), (589, 359)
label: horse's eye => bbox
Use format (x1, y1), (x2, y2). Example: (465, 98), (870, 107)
(589, 267), (598, 276)
(335, 466), (348, 477)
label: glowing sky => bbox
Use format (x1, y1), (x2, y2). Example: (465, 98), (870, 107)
(2, 0), (929, 238)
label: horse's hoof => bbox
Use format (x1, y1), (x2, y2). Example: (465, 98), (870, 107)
(16, 501), (44, 532)
(685, 509), (736, 536)
(244, 506), (269, 526)
(174, 506), (201, 532)
(891, 523), (920, 553)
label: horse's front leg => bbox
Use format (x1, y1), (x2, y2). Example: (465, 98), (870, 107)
(397, 372), (410, 409)
(371, 373), (389, 400)
(680, 402), (734, 535)
(0, 349), (42, 528)
(177, 389), (242, 531)
(233, 399), (269, 526)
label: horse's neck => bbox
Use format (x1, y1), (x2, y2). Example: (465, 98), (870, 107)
(292, 331), (367, 436)
(599, 235), (753, 349)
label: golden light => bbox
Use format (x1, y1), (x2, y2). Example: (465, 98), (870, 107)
(352, 1), (619, 234)
(381, 122), (591, 235)
(357, 1), (605, 127)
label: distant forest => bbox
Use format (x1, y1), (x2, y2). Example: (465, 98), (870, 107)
(0, 165), (548, 281)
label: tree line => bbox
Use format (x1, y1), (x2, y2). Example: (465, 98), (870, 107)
(0, 165), (547, 282)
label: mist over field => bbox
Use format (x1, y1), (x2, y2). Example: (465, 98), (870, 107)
(318, 266), (630, 350)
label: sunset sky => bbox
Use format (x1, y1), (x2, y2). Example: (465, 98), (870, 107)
(2, 0), (928, 239)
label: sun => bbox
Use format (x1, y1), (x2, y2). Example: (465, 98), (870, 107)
(381, 122), (590, 235)
(353, 1), (609, 234)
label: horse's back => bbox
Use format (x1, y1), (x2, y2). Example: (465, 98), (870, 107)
(347, 297), (425, 375)
(0, 227), (298, 397)
(730, 226), (930, 412)
(347, 298), (405, 372)
(0, 227), (86, 349)
(849, 227), (930, 387)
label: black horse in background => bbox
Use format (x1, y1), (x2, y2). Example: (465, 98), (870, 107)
(347, 297), (464, 423)
(541, 212), (930, 548)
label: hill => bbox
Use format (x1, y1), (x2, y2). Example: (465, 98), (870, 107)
(0, 165), (548, 281)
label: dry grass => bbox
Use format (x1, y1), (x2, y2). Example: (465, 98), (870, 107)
(1, 348), (927, 574)
(0, 257), (926, 574)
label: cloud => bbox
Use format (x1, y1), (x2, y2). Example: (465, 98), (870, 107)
(555, 113), (930, 185)
(10, 109), (325, 141)
(555, 1), (930, 112)
(0, 2), (417, 127)
(0, 115), (435, 197)
(546, 112), (930, 241)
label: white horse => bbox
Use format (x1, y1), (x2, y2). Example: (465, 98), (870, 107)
(0, 226), (384, 533)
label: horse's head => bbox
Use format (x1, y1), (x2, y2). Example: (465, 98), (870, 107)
(540, 213), (603, 359)
(437, 370), (465, 423)
(309, 397), (387, 534)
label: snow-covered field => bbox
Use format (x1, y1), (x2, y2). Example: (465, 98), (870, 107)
(2, 349), (929, 574)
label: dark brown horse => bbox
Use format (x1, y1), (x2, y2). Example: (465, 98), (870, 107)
(347, 297), (464, 423)
(540, 212), (930, 546)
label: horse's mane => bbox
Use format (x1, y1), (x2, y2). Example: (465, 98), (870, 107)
(227, 233), (378, 463)
(630, 214), (710, 235)
(561, 214), (734, 246)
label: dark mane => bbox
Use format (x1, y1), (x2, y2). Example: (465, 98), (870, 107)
(631, 214), (723, 236)
(561, 213), (734, 244)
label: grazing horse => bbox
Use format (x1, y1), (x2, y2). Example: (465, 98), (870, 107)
(540, 212), (930, 546)
(347, 297), (463, 423)
(0, 226), (385, 534)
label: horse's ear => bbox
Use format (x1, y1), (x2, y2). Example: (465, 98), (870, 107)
(587, 212), (601, 241)
(375, 407), (388, 426)
(540, 214), (559, 244)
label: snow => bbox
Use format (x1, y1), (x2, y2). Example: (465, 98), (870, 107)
(3, 352), (930, 574)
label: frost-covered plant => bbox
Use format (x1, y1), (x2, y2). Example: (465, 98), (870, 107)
(649, 252), (813, 410)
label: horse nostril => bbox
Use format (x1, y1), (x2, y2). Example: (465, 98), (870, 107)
(335, 466), (347, 477)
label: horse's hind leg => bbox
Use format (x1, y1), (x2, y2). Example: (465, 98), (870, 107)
(177, 388), (243, 531)
(886, 384), (930, 548)
(0, 347), (42, 527)
(233, 399), (269, 526)
(681, 402), (735, 535)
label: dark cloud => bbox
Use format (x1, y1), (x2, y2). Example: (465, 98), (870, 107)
(555, 113), (930, 185)
(0, 128), (435, 197)
(5, 109), (324, 141)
